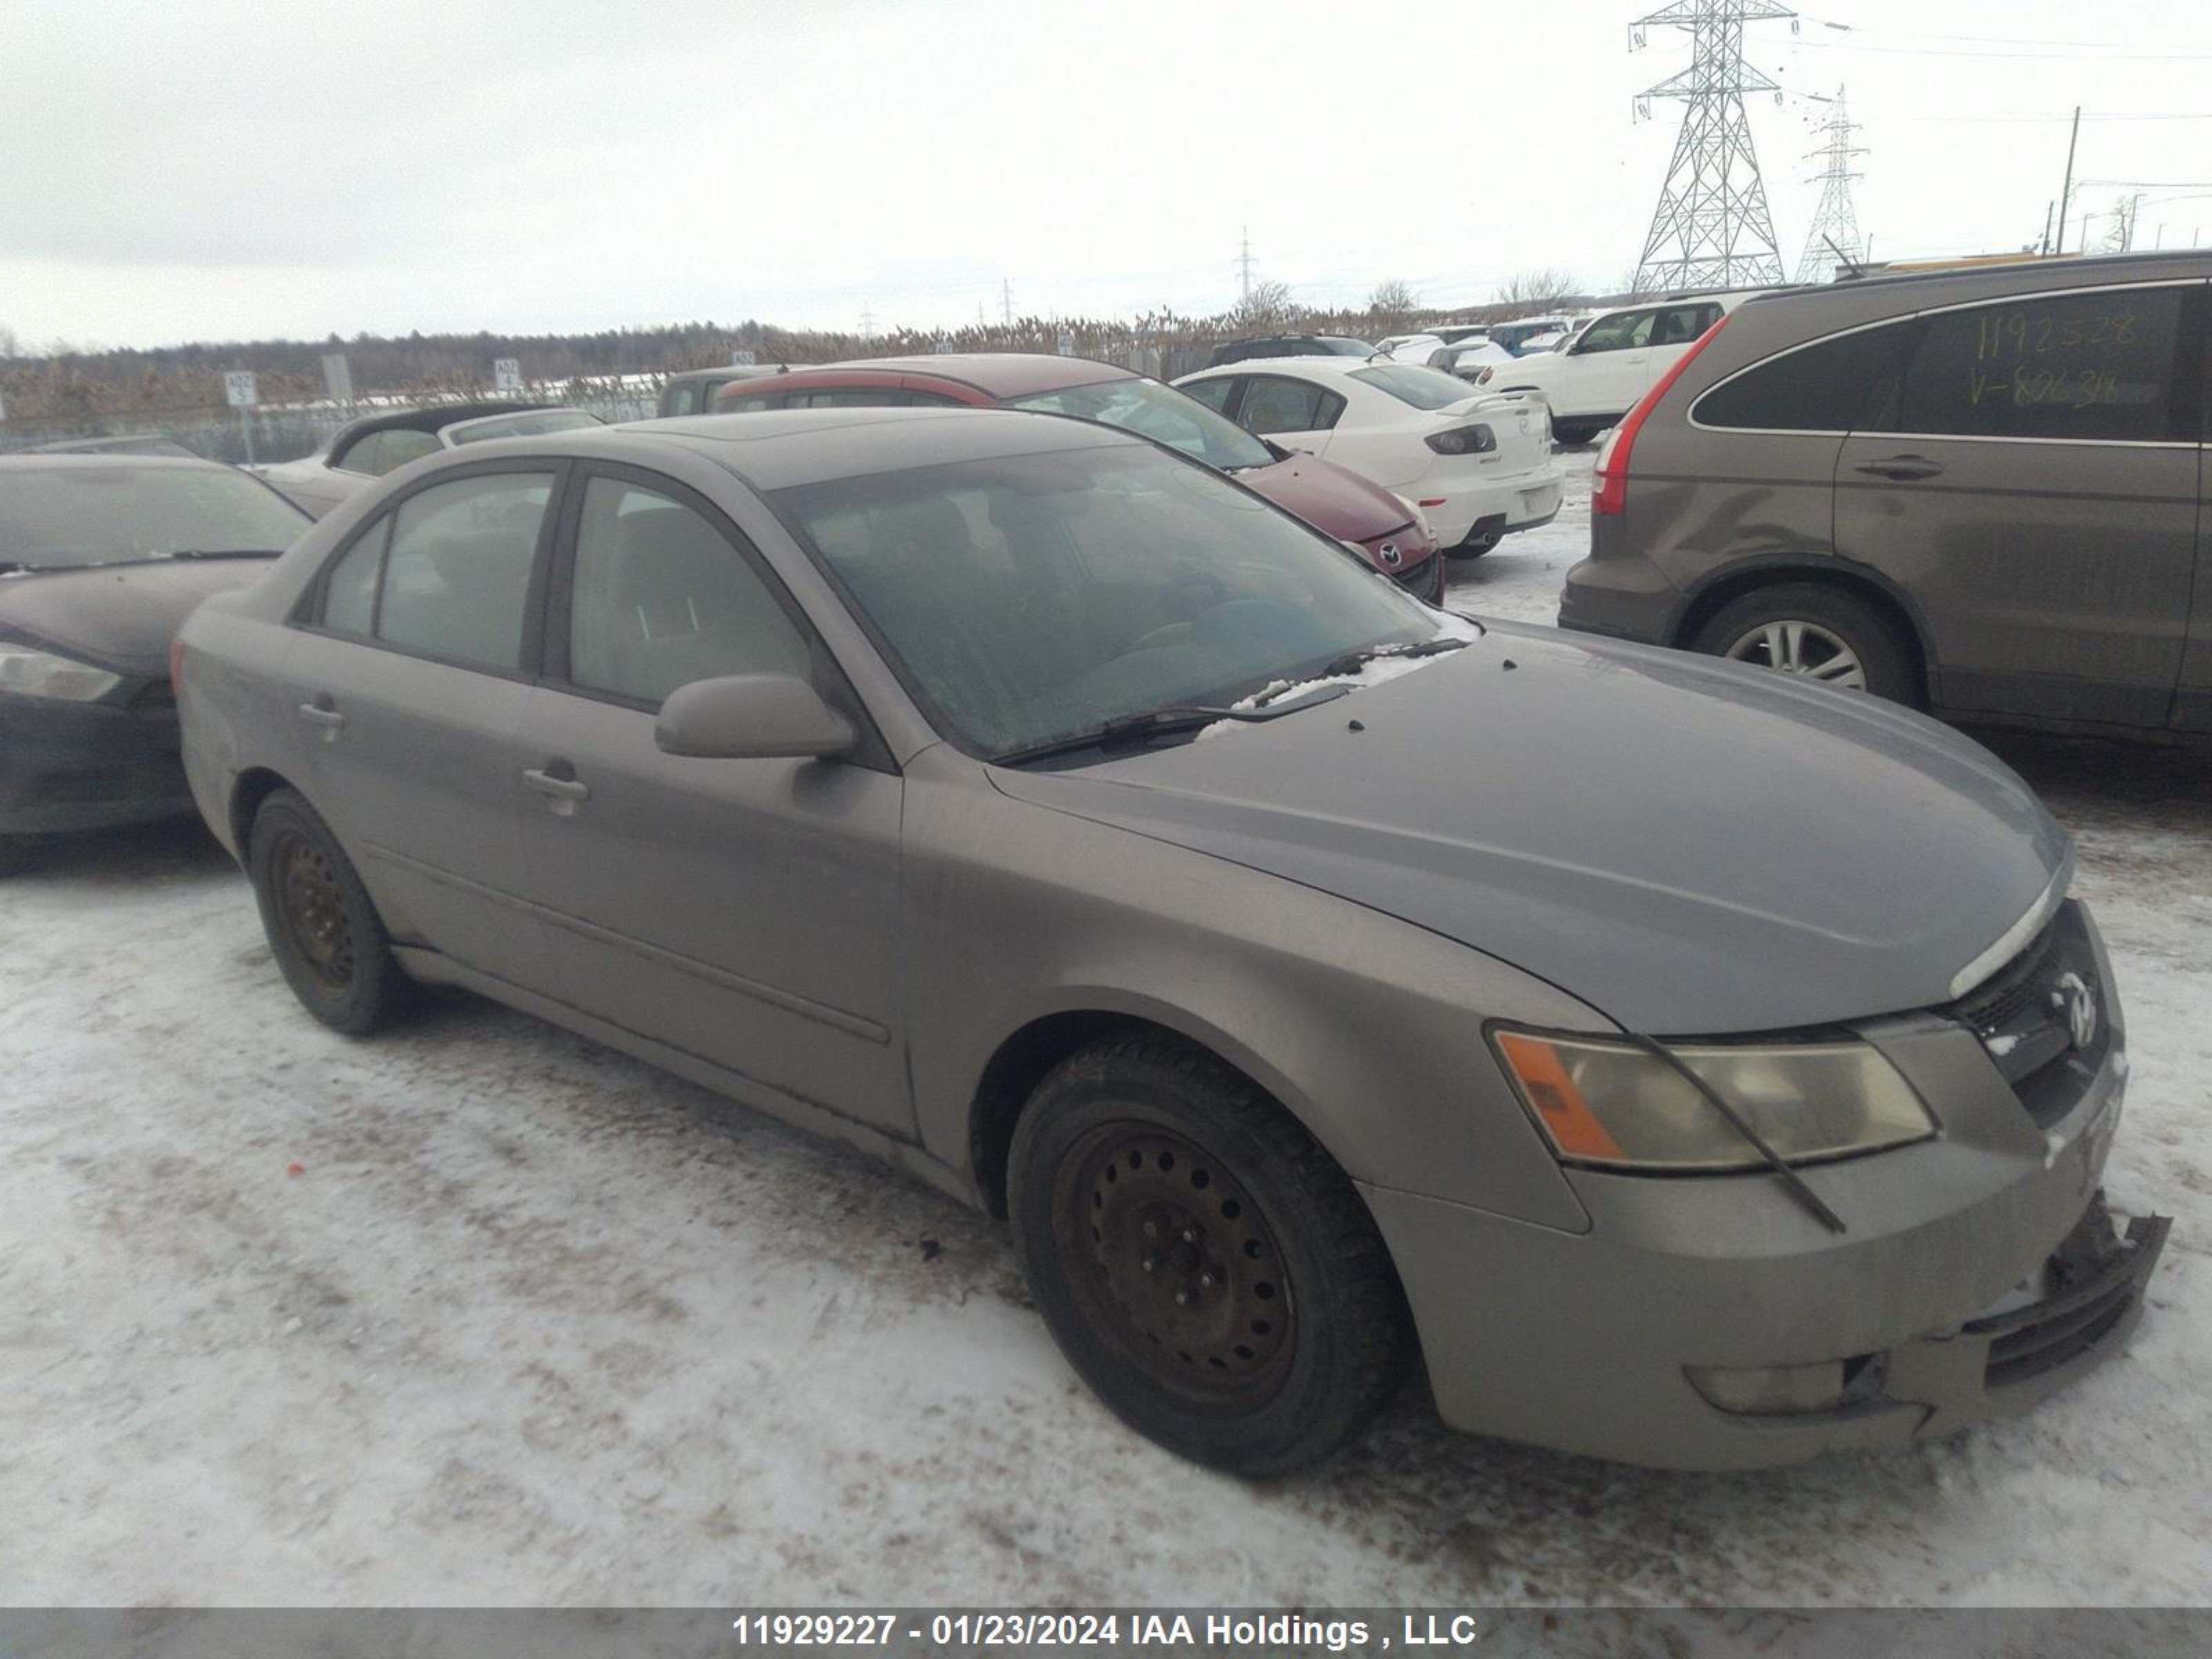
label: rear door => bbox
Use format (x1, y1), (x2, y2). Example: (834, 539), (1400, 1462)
(1230, 373), (1347, 456)
(509, 465), (911, 1133)
(2174, 292), (2212, 731)
(287, 463), (563, 991)
(1833, 281), (2200, 728)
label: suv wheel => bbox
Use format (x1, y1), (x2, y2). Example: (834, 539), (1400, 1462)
(1692, 583), (1917, 704)
(1008, 1034), (1411, 1476)
(247, 788), (411, 1034)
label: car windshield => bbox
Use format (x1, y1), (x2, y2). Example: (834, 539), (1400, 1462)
(1349, 365), (1476, 411)
(1002, 376), (1274, 472)
(443, 409), (604, 445)
(0, 465), (307, 570)
(774, 443), (1445, 760)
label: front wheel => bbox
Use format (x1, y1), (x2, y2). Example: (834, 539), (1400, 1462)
(1691, 582), (1918, 704)
(1008, 1035), (1412, 1476)
(247, 788), (411, 1034)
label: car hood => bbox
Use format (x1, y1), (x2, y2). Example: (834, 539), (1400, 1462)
(1240, 451), (1412, 547)
(989, 626), (2069, 1035)
(0, 560), (274, 678)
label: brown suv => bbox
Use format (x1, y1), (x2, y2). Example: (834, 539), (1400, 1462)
(1559, 251), (2211, 736)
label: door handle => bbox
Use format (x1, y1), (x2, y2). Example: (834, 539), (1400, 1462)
(297, 699), (346, 735)
(521, 767), (591, 805)
(1853, 455), (1945, 482)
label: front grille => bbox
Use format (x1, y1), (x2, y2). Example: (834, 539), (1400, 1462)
(1967, 1201), (2166, 1391)
(1949, 901), (2108, 1130)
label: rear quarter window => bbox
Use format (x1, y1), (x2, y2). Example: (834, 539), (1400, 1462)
(1693, 321), (1915, 433)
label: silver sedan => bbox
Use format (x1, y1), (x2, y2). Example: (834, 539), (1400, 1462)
(176, 408), (2166, 1472)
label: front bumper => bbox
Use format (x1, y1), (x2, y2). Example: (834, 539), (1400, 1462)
(0, 682), (193, 834)
(1365, 905), (2169, 1470)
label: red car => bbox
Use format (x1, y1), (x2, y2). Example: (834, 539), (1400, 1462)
(702, 355), (1445, 601)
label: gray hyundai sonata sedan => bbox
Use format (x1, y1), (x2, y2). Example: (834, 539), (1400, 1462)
(176, 407), (2167, 1474)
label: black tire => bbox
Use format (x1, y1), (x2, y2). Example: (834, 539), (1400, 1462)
(1550, 418), (1602, 447)
(1007, 1033), (1412, 1476)
(1690, 581), (1919, 704)
(246, 788), (411, 1035)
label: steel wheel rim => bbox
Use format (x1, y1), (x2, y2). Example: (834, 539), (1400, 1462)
(1052, 1123), (1295, 1409)
(272, 830), (354, 991)
(1723, 618), (1867, 689)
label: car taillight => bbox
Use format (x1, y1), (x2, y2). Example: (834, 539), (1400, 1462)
(1425, 424), (1495, 456)
(1475, 366), (1495, 385)
(1592, 312), (1730, 518)
(169, 637), (187, 697)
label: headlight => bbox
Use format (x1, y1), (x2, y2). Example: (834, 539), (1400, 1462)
(0, 642), (123, 702)
(1491, 1028), (1935, 1171)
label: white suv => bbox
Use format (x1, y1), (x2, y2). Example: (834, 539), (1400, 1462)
(1474, 293), (1757, 444)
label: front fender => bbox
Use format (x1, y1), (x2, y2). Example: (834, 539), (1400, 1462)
(901, 753), (1600, 1235)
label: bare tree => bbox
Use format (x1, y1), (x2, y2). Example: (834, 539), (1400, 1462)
(1494, 268), (1579, 309)
(1367, 279), (1419, 324)
(1229, 279), (1303, 331)
(0, 324), (21, 360)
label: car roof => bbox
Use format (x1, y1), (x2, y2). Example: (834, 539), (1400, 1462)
(0, 453), (237, 475)
(1743, 247), (2212, 311)
(666, 364), (783, 384)
(1182, 355), (1382, 379)
(759, 353), (1139, 400)
(322, 400), (570, 449)
(533, 404), (1150, 491)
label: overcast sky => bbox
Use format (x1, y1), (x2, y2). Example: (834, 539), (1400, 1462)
(7, 0), (2211, 350)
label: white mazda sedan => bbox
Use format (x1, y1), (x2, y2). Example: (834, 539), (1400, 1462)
(1174, 358), (1562, 558)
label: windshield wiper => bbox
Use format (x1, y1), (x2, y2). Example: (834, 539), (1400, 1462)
(1313, 635), (1472, 682)
(991, 684), (1353, 767)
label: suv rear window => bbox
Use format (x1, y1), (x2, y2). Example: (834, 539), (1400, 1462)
(1894, 288), (2187, 443)
(1694, 322), (1913, 433)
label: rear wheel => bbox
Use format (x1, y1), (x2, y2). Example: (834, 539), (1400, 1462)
(247, 788), (411, 1034)
(1691, 582), (1918, 704)
(1008, 1034), (1411, 1476)
(1550, 418), (1603, 447)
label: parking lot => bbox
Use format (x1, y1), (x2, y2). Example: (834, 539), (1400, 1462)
(3, 449), (2208, 1609)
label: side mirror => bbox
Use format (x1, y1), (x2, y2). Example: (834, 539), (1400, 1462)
(654, 673), (855, 761)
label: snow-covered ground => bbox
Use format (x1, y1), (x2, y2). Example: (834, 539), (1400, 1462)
(3, 447), (2209, 1608)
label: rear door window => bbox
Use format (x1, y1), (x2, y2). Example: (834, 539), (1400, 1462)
(373, 471), (555, 671)
(664, 382), (701, 417)
(1694, 321), (1915, 433)
(1237, 375), (1335, 434)
(1894, 287), (2188, 442)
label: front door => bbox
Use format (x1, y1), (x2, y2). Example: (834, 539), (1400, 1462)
(1834, 281), (2202, 729)
(2173, 307), (2212, 732)
(286, 464), (563, 991)
(1557, 306), (1658, 418)
(512, 466), (911, 1134)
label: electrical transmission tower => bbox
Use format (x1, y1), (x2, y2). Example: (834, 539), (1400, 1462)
(1237, 227), (1255, 303)
(1630, 1), (1798, 292)
(1794, 85), (1866, 281)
